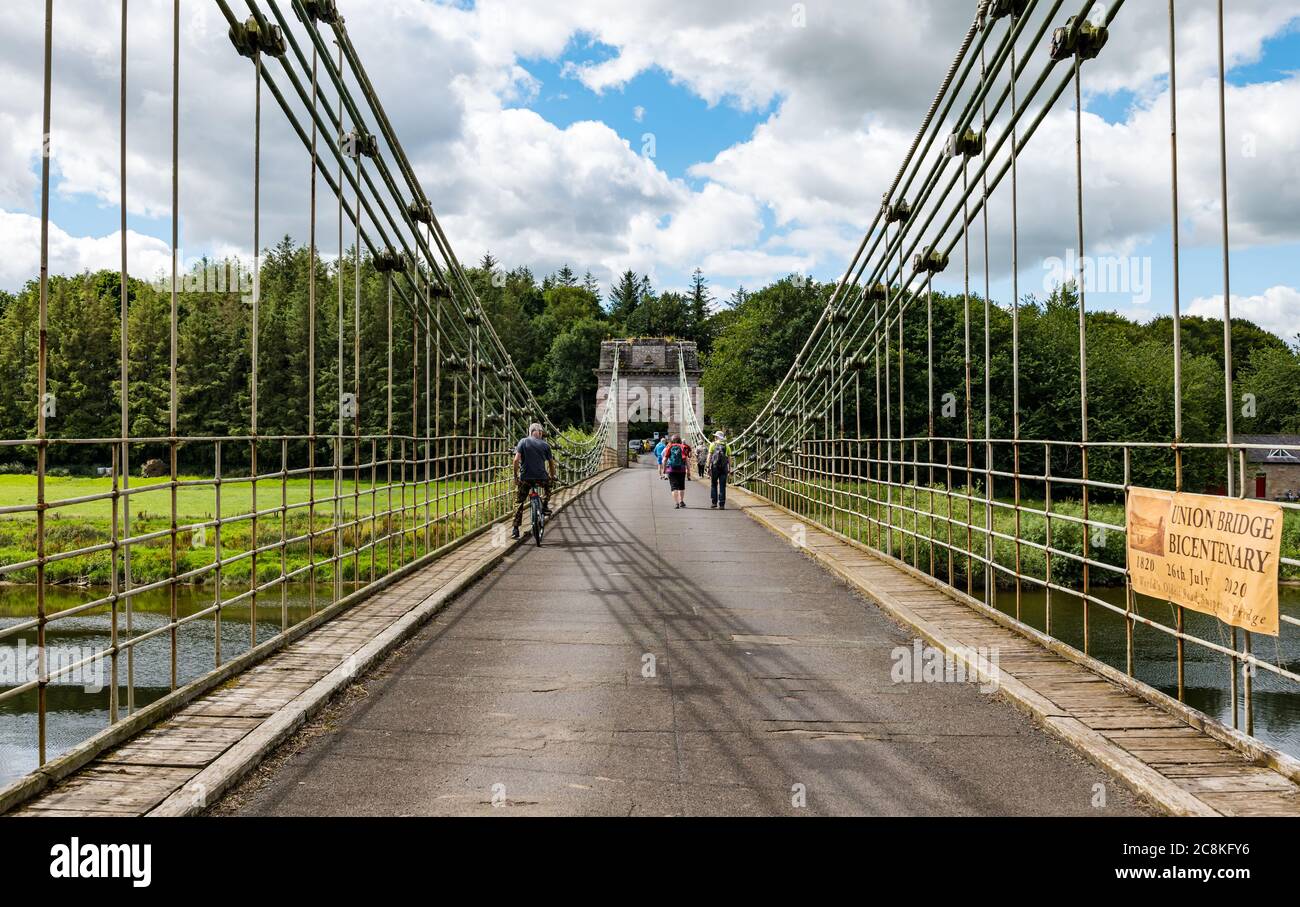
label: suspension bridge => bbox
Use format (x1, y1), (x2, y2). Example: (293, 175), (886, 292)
(2, 0), (1299, 817)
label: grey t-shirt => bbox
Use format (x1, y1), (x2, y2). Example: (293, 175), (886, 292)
(516, 436), (553, 482)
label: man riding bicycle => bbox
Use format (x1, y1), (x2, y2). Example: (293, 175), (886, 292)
(512, 422), (555, 540)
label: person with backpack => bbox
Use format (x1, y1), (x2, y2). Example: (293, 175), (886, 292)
(659, 433), (692, 508)
(696, 443), (707, 478)
(653, 436), (668, 480)
(707, 430), (732, 510)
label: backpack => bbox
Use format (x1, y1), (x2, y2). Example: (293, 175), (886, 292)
(709, 443), (730, 473)
(666, 443), (685, 469)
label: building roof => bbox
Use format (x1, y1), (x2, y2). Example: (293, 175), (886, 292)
(1237, 434), (1300, 464)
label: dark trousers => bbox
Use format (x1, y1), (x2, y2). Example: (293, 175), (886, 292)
(710, 471), (728, 506)
(513, 478), (551, 530)
(697, 458), (706, 477)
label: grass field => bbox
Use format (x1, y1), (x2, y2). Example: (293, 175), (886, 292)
(750, 477), (1300, 588)
(0, 473), (513, 586)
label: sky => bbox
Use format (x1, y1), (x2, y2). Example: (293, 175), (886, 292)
(0, 0), (1297, 339)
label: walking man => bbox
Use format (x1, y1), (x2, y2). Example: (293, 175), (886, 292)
(660, 433), (692, 508)
(708, 430), (732, 510)
(512, 422), (555, 540)
(653, 435), (668, 480)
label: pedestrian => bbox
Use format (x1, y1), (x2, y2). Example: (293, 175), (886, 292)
(708, 430), (731, 510)
(660, 433), (692, 508)
(696, 443), (707, 478)
(653, 435), (668, 480)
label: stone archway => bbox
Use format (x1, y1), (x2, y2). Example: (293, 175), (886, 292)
(594, 339), (703, 466)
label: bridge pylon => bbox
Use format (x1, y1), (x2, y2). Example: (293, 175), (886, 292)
(595, 339), (703, 465)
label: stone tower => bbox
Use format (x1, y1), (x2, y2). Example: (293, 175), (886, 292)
(594, 339), (704, 466)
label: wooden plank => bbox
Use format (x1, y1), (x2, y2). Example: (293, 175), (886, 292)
(1199, 790), (1300, 817)
(1177, 773), (1297, 794)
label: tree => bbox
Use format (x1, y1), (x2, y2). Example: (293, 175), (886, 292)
(0, 281), (41, 461)
(537, 285), (604, 340)
(48, 274), (120, 463)
(608, 269), (644, 327)
(126, 280), (172, 445)
(543, 318), (607, 427)
(687, 268), (714, 354)
(1239, 345), (1300, 434)
(701, 276), (827, 431)
(626, 290), (691, 339)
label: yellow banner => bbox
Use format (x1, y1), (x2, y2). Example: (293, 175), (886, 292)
(1126, 487), (1282, 635)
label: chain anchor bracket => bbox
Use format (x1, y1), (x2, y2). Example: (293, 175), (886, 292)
(912, 245), (950, 275)
(1050, 16), (1109, 62)
(980, 0), (1029, 29)
(299, 0), (341, 25)
(945, 127), (984, 159)
(229, 15), (287, 60)
(372, 247), (403, 273)
(340, 129), (380, 159)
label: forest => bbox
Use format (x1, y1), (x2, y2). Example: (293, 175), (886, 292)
(0, 235), (1296, 494)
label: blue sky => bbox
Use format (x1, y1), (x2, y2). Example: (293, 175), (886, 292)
(517, 40), (776, 186)
(1, 1), (1296, 339)
(499, 12), (1300, 331)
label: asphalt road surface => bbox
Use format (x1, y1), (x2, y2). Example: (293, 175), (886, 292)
(225, 461), (1150, 816)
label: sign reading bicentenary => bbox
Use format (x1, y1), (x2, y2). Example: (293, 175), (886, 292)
(1126, 487), (1282, 635)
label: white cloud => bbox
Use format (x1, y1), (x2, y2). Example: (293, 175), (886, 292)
(1188, 286), (1300, 341)
(0, 209), (172, 287)
(0, 0), (1295, 314)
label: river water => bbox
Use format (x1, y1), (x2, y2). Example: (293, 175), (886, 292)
(982, 584), (1300, 757)
(0, 584), (339, 789)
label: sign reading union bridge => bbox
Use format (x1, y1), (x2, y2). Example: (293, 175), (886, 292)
(1126, 487), (1283, 635)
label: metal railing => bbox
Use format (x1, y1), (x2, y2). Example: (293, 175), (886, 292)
(678, 348), (709, 454)
(0, 0), (617, 786)
(721, 0), (1299, 744)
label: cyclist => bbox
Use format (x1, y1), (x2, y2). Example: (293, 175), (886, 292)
(512, 422), (555, 540)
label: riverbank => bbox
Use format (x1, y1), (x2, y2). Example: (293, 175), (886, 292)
(758, 478), (1300, 588)
(0, 474), (508, 587)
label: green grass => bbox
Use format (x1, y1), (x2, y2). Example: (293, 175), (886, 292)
(0, 473), (514, 586)
(0, 473), (381, 519)
(751, 477), (1300, 588)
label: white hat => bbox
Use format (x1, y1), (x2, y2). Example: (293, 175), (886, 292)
(714, 431), (726, 439)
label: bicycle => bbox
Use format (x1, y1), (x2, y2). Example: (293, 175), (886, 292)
(528, 481), (546, 546)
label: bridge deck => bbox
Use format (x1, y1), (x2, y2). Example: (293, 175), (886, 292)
(11, 463), (1299, 817)
(214, 462), (1153, 816)
(5, 473), (613, 817)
